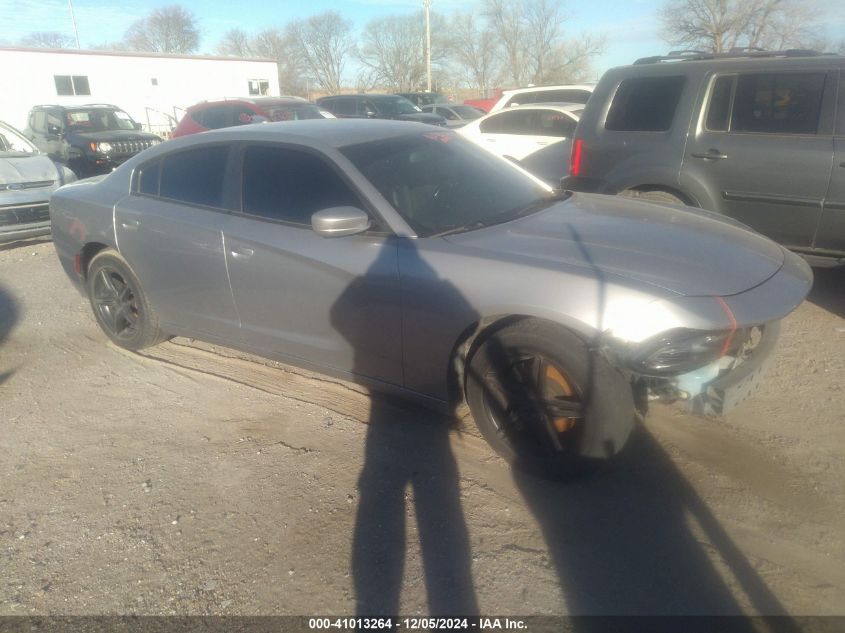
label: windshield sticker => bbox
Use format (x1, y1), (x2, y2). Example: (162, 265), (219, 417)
(67, 112), (91, 123)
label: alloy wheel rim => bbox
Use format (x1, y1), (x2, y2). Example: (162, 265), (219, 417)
(93, 267), (140, 341)
(482, 354), (583, 456)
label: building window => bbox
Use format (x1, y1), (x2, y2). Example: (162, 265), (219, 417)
(54, 75), (91, 96)
(248, 79), (269, 96)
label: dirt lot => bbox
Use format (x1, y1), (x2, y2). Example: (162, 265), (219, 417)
(1, 237), (844, 617)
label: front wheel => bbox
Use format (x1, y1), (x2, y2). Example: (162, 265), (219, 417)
(465, 319), (635, 479)
(86, 249), (167, 351)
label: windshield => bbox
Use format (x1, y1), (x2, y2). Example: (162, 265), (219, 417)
(265, 105), (333, 121)
(451, 105), (484, 119)
(341, 132), (556, 237)
(65, 109), (137, 131)
(375, 97), (421, 116)
(0, 123), (38, 156)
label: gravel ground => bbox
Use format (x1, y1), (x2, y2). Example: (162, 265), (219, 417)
(0, 238), (844, 617)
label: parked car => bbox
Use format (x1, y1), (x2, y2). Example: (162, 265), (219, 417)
(172, 97), (335, 138)
(1, 121), (76, 242)
(24, 104), (162, 178)
(396, 92), (449, 107)
(458, 104), (582, 179)
(489, 84), (594, 112)
(564, 49), (845, 265)
(316, 95), (446, 126)
(50, 120), (812, 478)
(421, 104), (485, 128)
(463, 89), (506, 114)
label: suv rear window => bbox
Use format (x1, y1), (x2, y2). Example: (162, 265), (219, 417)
(605, 76), (685, 132)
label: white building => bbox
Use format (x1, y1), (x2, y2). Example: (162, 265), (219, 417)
(0, 47), (280, 135)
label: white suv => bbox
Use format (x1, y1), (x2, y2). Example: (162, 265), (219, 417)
(489, 84), (594, 112)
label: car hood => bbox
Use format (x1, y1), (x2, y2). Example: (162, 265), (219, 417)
(444, 192), (785, 296)
(0, 154), (59, 186)
(68, 130), (160, 142)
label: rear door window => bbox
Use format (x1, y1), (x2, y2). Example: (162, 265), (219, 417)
(159, 146), (230, 208)
(605, 76), (686, 131)
(480, 109), (538, 134)
(731, 73), (826, 135)
(241, 145), (362, 226)
(705, 75), (735, 132)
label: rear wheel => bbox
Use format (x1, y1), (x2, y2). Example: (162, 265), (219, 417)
(618, 189), (686, 206)
(86, 250), (166, 350)
(465, 319), (635, 479)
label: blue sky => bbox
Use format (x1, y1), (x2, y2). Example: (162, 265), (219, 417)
(2, 0), (843, 81)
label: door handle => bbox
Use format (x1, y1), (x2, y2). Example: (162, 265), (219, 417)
(230, 247), (254, 259)
(691, 151), (728, 160)
(120, 220), (140, 230)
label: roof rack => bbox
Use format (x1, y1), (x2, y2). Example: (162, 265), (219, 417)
(633, 48), (824, 65)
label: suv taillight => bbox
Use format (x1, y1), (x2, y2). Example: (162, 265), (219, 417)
(570, 138), (584, 177)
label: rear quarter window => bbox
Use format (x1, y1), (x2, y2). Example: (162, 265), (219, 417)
(605, 75), (686, 132)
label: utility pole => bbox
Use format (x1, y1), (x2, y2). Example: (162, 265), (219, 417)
(423, 0), (432, 92)
(68, 0), (81, 48)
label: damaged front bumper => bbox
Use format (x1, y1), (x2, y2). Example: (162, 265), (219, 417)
(645, 321), (780, 417)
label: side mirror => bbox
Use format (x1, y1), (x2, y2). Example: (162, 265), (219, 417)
(312, 207), (371, 238)
(47, 124), (63, 136)
(133, 122), (143, 130)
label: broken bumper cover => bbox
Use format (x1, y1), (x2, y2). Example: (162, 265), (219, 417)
(682, 321), (780, 417)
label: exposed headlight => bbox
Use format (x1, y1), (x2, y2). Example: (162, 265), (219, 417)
(630, 329), (737, 376)
(97, 142), (113, 154)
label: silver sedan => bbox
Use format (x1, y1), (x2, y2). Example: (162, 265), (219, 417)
(49, 120), (812, 478)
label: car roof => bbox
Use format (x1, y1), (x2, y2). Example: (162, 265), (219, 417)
(319, 94), (406, 100)
(612, 52), (845, 75)
(190, 97), (310, 110)
(490, 102), (584, 114)
(34, 103), (123, 110)
(500, 84), (595, 96)
(154, 119), (440, 151)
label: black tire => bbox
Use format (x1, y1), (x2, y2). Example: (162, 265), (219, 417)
(86, 249), (167, 351)
(618, 189), (686, 206)
(465, 319), (635, 479)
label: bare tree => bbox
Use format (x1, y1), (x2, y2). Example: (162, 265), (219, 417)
(447, 12), (502, 95)
(287, 12), (354, 95)
(358, 12), (450, 92)
(484, 0), (529, 85)
(124, 5), (200, 54)
(358, 14), (426, 92)
(20, 32), (74, 49)
(484, 0), (602, 86)
(216, 28), (252, 57)
(251, 28), (307, 96)
(660, 0), (821, 53)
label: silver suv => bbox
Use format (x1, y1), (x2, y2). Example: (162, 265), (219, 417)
(564, 50), (845, 265)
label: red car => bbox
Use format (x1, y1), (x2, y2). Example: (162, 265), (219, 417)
(172, 97), (335, 137)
